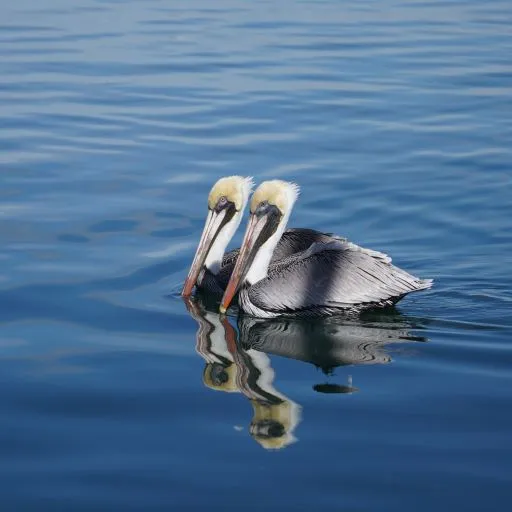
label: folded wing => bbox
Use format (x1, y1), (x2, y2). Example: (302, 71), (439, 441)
(248, 240), (432, 315)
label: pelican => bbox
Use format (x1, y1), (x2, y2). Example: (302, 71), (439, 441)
(220, 180), (433, 318)
(182, 176), (338, 297)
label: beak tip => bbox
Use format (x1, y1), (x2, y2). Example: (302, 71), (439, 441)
(219, 305), (227, 315)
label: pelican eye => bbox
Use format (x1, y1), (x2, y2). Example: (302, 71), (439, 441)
(214, 195), (235, 213)
(254, 201), (280, 218)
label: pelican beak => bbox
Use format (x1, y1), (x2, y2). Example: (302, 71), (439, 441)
(220, 205), (280, 313)
(182, 209), (227, 296)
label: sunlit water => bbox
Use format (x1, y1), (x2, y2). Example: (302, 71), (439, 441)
(1, 0), (511, 510)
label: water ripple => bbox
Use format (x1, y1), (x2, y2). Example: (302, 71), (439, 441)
(1, 0), (511, 509)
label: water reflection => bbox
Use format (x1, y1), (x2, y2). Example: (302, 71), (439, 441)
(185, 297), (300, 449)
(184, 297), (427, 450)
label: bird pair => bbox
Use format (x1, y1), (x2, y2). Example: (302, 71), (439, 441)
(182, 176), (432, 318)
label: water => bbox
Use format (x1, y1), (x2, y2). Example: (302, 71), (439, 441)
(1, 0), (511, 509)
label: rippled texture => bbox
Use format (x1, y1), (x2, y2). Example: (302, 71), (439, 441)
(1, 0), (511, 509)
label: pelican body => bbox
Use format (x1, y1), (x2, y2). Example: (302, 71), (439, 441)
(197, 228), (338, 295)
(182, 176), (337, 297)
(220, 180), (433, 318)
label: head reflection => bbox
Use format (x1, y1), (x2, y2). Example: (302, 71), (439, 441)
(184, 296), (427, 450)
(185, 296), (300, 449)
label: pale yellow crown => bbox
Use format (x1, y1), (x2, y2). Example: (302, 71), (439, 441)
(250, 180), (300, 215)
(207, 176), (254, 211)
(250, 399), (297, 450)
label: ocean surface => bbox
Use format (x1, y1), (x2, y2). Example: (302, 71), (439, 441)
(1, 0), (511, 510)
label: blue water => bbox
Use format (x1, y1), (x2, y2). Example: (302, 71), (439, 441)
(1, 0), (511, 509)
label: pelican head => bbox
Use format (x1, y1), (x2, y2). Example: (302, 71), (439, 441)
(220, 180), (300, 312)
(182, 176), (254, 296)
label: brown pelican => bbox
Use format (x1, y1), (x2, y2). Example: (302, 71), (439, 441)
(220, 180), (433, 317)
(182, 176), (339, 297)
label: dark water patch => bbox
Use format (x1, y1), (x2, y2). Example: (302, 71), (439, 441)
(58, 234), (90, 243)
(89, 220), (138, 233)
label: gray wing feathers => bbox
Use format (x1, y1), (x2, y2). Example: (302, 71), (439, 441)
(270, 228), (338, 262)
(221, 248), (239, 268)
(217, 228), (337, 290)
(249, 240), (432, 314)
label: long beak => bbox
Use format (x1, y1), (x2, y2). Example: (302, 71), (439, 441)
(219, 213), (268, 313)
(182, 209), (226, 296)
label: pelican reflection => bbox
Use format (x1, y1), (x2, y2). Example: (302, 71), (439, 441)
(184, 297), (427, 450)
(237, 313), (426, 373)
(185, 297), (300, 449)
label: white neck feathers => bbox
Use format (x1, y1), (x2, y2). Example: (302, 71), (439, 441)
(245, 182), (299, 285)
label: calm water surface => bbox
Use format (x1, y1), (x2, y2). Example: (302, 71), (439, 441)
(1, 0), (511, 510)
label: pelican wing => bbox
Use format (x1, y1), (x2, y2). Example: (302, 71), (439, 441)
(270, 228), (339, 261)
(221, 248), (239, 268)
(248, 240), (432, 315)
(217, 228), (337, 290)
